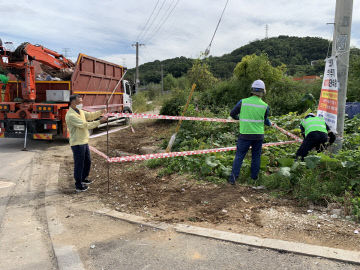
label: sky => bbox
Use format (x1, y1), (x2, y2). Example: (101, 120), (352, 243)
(0, 0), (359, 68)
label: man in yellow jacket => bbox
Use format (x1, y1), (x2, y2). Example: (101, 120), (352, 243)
(65, 94), (108, 192)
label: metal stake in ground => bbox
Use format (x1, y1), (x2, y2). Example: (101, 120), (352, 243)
(105, 70), (128, 193)
(107, 102), (110, 193)
(166, 83), (196, 153)
(22, 122), (28, 151)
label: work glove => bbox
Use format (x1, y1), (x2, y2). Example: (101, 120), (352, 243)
(328, 132), (336, 145)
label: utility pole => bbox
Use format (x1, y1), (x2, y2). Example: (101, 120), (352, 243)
(332, 0), (353, 150)
(161, 64), (164, 94)
(131, 42), (145, 93)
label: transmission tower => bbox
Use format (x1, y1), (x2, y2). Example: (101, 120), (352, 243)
(62, 48), (71, 58)
(265, 24), (269, 39)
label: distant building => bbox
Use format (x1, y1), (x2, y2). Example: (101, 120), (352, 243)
(293, 75), (321, 83)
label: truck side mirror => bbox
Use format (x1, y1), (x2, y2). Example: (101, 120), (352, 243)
(132, 84), (136, 95)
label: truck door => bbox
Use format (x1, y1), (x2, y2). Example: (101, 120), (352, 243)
(123, 81), (132, 112)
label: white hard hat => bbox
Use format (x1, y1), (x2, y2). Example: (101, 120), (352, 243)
(251, 79), (266, 95)
(251, 79), (265, 90)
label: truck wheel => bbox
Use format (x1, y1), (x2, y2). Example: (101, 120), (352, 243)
(123, 108), (132, 125)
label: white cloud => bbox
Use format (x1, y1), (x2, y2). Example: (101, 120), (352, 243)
(102, 54), (136, 68)
(0, 0), (359, 69)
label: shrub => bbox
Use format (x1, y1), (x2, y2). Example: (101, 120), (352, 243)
(132, 92), (153, 113)
(160, 89), (188, 116)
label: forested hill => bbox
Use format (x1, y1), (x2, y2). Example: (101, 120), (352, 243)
(127, 36), (358, 85)
(208, 36), (330, 78)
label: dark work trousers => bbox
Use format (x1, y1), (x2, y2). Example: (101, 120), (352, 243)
(229, 137), (263, 183)
(71, 144), (91, 188)
(295, 131), (328, 161)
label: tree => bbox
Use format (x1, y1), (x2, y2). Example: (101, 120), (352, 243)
(233, 53), (285, 88)
(187, 60), (218, 91)
(163, 73), (177, 91)
(347, 50), (360, 102)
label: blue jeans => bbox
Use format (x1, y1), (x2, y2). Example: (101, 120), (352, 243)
(229, 137), (263, 183)
(71, 144), (91, 188)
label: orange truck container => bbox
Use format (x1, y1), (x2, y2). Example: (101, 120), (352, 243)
(0, 53), (133, 140)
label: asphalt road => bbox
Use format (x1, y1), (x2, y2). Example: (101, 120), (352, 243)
(0, 138), (58, 270)
(87, 225), (360, 270)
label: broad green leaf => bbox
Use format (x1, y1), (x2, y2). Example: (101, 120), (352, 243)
(342, 161), (356, 168)
(278, 157), (294, 167)
(205, 156), (219, 168)
(278, 167), (291, 177)
(304, 155), (321, 169)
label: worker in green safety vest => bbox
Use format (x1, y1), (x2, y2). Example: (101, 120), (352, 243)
(228, 79), (272, 185)
(295, 113), (336, 160)
(0, 74), (9, 102)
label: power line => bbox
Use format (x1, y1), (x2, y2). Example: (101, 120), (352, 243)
(139, 0), (168, 42)
(136, 0), (160, 41)
(145, 0), (176, 40)
(145, 0), (180, 43)
(204, 0), (229, 57)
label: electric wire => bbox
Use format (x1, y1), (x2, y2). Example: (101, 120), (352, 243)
(139, 0), (168, 42)
(204, 0), (229, 56)
(136, 0), (160, 42)
(143, 0), (176, 41)
(145, 0), (180, 44)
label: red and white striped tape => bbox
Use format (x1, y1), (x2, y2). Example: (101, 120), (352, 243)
(90, 140), (297, 163)
(89, 146), (109, 160)
(273, 124), (302, 142)
(89, 112), (302, 163)
(107, 113), (302, 141)
(107, 112), (239, 123)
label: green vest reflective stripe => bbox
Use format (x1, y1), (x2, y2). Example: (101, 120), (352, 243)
(239, 96), (268, 134)
(301, 116), (327, 137)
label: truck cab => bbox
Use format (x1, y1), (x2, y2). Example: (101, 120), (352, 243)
(123, 80), (133, 113)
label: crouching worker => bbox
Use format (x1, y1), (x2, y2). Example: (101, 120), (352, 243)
(228, 80), (272, 185)
(65, 94), (108, 192)
(295, 113), (336, 161)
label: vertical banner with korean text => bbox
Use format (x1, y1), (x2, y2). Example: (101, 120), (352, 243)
(317, 57), (338, 132)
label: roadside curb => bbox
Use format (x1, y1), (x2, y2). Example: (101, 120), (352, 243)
(96, 208), (171, 231)
(45, 164), (85, 270)
(174, 224), (360, 265)
(96, 207), (360, 265)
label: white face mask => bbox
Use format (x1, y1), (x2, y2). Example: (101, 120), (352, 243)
(76, 104), (83, 110)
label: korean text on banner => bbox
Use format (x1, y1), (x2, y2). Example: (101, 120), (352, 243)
(317, 57), (338, 132)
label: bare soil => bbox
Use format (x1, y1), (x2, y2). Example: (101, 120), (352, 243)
(60, 121), (360, 251)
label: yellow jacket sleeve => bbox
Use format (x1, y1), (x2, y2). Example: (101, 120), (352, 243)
(67, 113), (100, 130)
(84, 110), (103, 121)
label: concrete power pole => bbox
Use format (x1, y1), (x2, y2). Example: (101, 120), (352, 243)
(131, 42), (144, 92)
(332, 0), (353, 150)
